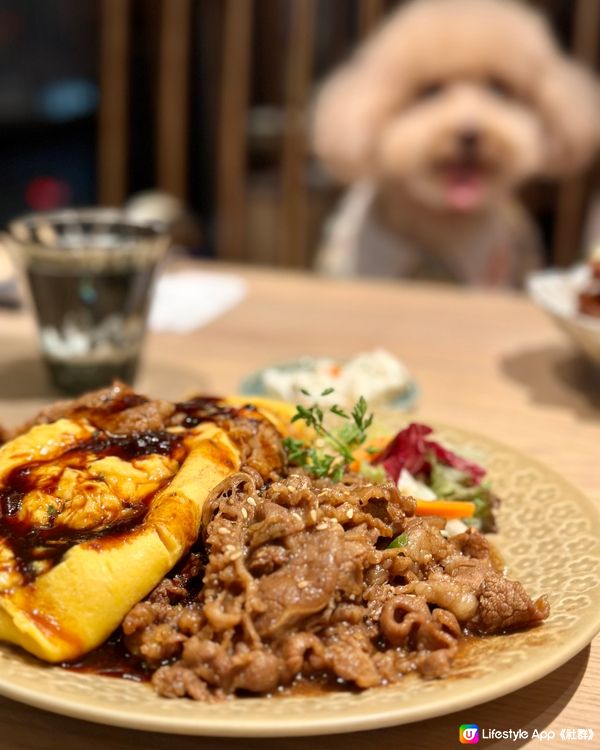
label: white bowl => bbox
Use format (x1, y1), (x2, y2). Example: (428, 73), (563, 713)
(527, 264), (600, 365)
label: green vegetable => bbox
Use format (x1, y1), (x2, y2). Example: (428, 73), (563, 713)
(46, 504), (58, 522)
(429, 460), (497, 532)
(283, 391), (374, 481)
(388, 533), (409, 548)
(356, 460), (387, 483)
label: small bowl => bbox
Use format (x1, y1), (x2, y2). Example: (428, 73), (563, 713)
(527, 264), (600, 365)
(238, 357), (419, 411)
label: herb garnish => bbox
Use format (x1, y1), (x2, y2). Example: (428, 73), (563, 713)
(283, 390), (373, 481)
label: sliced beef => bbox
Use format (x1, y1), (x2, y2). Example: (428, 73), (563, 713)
(100, 400), (175, 434)
(468, 574), (550, 634)
(450, 527), (504, 571)
(253, 527), (343, 637)
(8, 381), (147, 437)
(121, 468), (549, 700)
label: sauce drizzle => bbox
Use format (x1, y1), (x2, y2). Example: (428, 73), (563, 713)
(0, 429), (183, 583)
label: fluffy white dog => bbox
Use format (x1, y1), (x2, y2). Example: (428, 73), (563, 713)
(313, 0), (600, 285)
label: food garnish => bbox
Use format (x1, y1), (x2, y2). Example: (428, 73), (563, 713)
(388, 532), (409, 548)
(282, 389), (373, 481)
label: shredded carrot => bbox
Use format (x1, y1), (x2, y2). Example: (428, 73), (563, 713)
(415, 499), (475, 519)
(349, 436), (390, 473)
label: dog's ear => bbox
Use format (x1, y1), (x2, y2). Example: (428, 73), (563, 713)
(312, 59), (398, 183)
(536, 57), (600, 175)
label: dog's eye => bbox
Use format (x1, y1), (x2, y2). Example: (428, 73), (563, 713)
(416, 81), (445, 100)
(486, 77), (514, 99)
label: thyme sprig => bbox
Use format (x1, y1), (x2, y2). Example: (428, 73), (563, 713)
(283, 389), (373, 481)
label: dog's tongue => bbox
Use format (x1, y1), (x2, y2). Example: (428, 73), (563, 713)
(444, 166), (484, 211)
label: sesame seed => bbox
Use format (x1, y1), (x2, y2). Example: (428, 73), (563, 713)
(310, 509), (318, 523)
(297, 580), (309, 589)
(291, 511), (302, 521)
(316, 522), (328, 531)
(240, 507), (248, 519)
(247, 497), (257, 506)
(230, 551), (242, 561)
(346, 508), (354, 519)
(217, 526), (229, 535)
(224, 544), (236, 553)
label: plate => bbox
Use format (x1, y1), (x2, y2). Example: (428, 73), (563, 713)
(0, 423), (599, 736)
(527, 265), (600, 365)
(238, 358), (419, 411)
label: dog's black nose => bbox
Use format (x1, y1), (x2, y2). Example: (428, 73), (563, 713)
(458, 128), (481, 151)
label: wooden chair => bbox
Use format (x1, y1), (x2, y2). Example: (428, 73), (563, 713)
(215, 0), (393, 268)
(97, 0), (600, 270)
(552, 0), (600, 265)
(98, 0), (192, 206)
(97, 0), (388, 267)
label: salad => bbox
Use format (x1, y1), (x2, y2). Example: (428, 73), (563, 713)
(284, 393), (498, 534)
(370, 422), (499, 534)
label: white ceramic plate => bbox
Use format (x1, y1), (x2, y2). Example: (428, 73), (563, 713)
(527, 265), (600, 365)
(0, 423), (598, 737)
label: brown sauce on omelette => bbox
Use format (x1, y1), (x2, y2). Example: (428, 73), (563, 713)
(0, 429), (184, 582)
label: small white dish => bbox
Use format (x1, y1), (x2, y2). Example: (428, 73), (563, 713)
(239, 352), (419, 412)
(527, 264), (600, 365)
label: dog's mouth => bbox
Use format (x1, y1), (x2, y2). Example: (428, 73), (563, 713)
(437, 160), (489, 212)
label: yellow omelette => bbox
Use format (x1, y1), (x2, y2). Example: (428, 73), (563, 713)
(0, 414), (241, 662)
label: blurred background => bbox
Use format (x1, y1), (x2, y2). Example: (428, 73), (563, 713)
(1, 0), (599, 270)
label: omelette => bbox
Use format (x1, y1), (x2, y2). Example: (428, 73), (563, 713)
(0, 386), (294, 663)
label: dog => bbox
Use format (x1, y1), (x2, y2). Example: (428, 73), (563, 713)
(313, 0), (600, 286)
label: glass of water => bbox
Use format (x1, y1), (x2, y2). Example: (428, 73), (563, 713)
(5, 208), (169, 394)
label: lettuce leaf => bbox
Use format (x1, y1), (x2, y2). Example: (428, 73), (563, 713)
(430, 461), (498, 532)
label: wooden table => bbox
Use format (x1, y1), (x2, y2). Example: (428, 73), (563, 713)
(0, 262), (598, 750)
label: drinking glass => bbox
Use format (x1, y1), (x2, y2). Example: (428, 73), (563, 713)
(5, 208), (169, 394)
